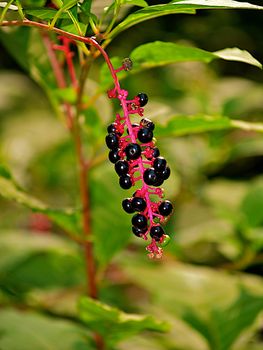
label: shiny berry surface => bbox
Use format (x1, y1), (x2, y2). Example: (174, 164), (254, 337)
(161, 166), (171, 180)
(105, 133), (119, 149)
(115, 160), (129, 176)
(132, 226), (147, 237)
(119, 175), (132, 189)
(150, 225), (164, 241)
(143, 168), (157, 186)
(137, 128), (153, 143)
(140, 118), (155, 131)
(131, 197), (146, 212)
(152, 147), (160, 158)
(153, 157), (167, 172)
(159, 200), (173, 216)
(122, 198), (135, 213)
(132, 213), (148, 228)
(108, 149), (120, 163)
(125, 143), (141, 160)
(137, 93), (148, 107)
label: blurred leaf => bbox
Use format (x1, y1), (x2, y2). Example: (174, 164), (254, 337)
(90, 164), (131, 266)
(79, 296), (168, 347)
(121, 258), (263, 350)
(0, 27), (59, 108)
(155, 115), (232, 137)
(108, 0), (263, 40)
(183, 288), (263, 350)
(0, 175), (81, 235)
(25, 8), (68, 20)
(0, 231), (84, 294)
(0, 309), (92, 350)
(214, 48), (262, 68)
(241, 185), (263, 227)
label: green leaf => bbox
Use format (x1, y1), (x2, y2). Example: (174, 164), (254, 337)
(0, 175), (81, 235)
(0, 231), (84, 294)
(121, 258), (263, 350)
(121, 0), (148, 7)
(90, 164), (131, 266)
(130, 42), (262, 69)
(183, 288), (263, 350)
(108, 0), (263, 40)
(241, 185), (263, 227)
(100, 43), (261, 90)
(79, 296), (168, 347)
(214, 47), (262, 68)
(0, 309), (92, 350)
(25, 8), (68, 20)
(107, 4), (195, 40)
(155, 115), (233, 137)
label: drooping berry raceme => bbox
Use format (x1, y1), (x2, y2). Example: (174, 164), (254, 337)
(105, 58), (173, 258)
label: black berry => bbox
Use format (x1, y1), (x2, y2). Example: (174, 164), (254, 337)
(107, 123), (122, 136)
(108, 149), (120, 163)
(137, 93), (148, 107)
(132, 213), (148, 228)
(131, 196), (147, 212)
(132, 226), (147, 237)
(125, 143), (141, 160)
(152, 147), (160, 158)
(150, 225), (164, 241)
(140, 118), (155, 131)
(143, 168), (157, 186)
(105, 133), (119, 149)
(115, 160), (129, 176)
(122, 198), (135, 213)
(153, 177), (164, 187)
(137, 128), (153, 143)
(119, 174), (132, 189)
(153, 157), (167, 173)
(161, 166), (171, 180)
(159, 200), (173, 216)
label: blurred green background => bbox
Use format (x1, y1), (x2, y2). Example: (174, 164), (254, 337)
(0, 1), (263, 349)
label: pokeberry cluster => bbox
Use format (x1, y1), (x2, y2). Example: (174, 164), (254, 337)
(105, 58), (173, 258)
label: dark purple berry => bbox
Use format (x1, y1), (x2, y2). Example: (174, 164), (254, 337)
(107, 123), (122, 136)
(153, 177), (164, 187)
(140, 118), (155, 131)
(132, 226), (147, 237)
(150, 225), (164, 241)
(125, 143), (141, 160)
(105, 133), (119, 149)
(119, 174), (132, 189)
(161, 166), (171, 180)
(158, 200), (173, 216)
(137, 93), (148, 107)
(153, 157), (167, 173)
(132, 213), (148, 228)
(152, 147), (160, 158)
(108, 149), (120, 163)
(115, 160), (129, 176)
(122, 198), (135, 213)
(137, 128), (153, 143)
(143, 168), (157, 186)
(131, 197), (147, 212)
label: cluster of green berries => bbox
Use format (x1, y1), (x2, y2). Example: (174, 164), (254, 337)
(105, 59), (173, 258)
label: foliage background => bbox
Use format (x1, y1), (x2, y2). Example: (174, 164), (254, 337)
(0, 1), (263, 349)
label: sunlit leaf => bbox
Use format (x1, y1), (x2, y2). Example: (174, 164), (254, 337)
(79, 296), (168, 347)
(108, 0), (263, 40)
